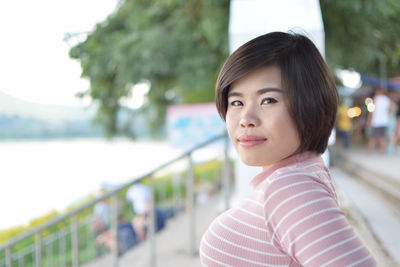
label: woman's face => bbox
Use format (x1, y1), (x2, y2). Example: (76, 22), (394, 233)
(226, 65), (300, 170)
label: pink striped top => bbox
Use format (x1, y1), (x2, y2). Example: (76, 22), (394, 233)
(200, 152), (377, 266)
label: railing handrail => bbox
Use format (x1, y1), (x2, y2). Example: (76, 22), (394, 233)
(0, 132), (226, 251)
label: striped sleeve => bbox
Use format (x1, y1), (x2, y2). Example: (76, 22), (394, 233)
(261, 173), (377, 267)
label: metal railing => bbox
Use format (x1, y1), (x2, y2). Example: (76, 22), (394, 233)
(0, 133), (230, 267)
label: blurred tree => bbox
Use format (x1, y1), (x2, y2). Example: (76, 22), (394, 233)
(70, 0), (229, 137)
(70, 0), (400, 137)
(321, 0), (400, 78)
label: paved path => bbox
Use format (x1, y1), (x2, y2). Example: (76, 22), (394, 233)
(331, 168), (400, 266)
(333, 146), (399, 185)
(332, 146), (400, 266)
(334, 146), (400, 216)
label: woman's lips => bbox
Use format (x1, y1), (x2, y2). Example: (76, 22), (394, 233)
(237, 135), (267, 148)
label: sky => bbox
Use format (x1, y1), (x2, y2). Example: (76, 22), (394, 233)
(0, 1), (361, 109)
(0, 0), (118, 106)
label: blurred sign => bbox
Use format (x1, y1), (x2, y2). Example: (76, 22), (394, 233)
(166, 103), (225, 149)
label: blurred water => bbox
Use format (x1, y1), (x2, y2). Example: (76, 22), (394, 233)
(0, 138), (181, 230)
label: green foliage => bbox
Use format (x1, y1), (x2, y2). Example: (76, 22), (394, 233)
(194, 159), (222, 182)
(70, 0), (230, 137)
(0, 210), (59, 245)
(320, 0), (400, 76)
(70, 0), (400, 136)
(148, 159), (222, 205)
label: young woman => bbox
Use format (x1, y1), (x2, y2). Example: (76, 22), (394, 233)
(200, 32), (376, 266)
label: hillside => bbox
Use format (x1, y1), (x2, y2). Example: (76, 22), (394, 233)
(0, 91), (103, 139)
(0, 91), (91, 121)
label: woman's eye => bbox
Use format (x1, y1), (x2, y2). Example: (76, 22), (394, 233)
(261, 97), (278, 105)
(230, 100), (243, 106)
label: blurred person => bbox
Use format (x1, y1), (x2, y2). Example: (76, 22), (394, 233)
(92, 198), (110, 255)
(387, 93), (399, 153)
(368, 88), (391, 154)
(92, 198), (110, 234)
(356, 105), (369, 144)
(116, 215), (138, 254)
(337, 102), (352, 149)
(393, 97), (400, 152)
(200, 32), (376, 266)
(126, 183), (151, 242)
(126, 183), (166, 242)
(95, 215), (138, 255)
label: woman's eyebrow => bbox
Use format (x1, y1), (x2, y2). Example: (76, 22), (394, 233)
(257, 88), (282, 95)
(228, 87), (282, 97)
(227, 91), (242, 97)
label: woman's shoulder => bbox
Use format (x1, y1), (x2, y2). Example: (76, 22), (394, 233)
(270, 154), (328, 180)
(258, 159), (334, 198)
(251, 152), (326, 188)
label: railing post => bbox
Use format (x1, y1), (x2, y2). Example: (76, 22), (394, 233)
(175, 174), (184, 210)
(148, 177), (157, 267)
(17, 251), (23, 267)
(223, 133), (231, 210)
(71, 216), (79, 267)
(59, 230), (66, 267)
(46, 234), (56, 267)
(18, 251), (24, 267)
(84, 217), (92, 261)
(173, 175), (179, 210)
(46, 240), (51, 267)
(35, 232), (41, 267)
(110, 195), (119, 267)
(187, 154), (196, 255)
(5, 246), (12, 267)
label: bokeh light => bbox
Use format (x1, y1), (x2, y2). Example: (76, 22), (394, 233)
(347, 107), (362, 118)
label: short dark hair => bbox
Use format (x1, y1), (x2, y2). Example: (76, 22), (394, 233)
(215, 31), (337, 154)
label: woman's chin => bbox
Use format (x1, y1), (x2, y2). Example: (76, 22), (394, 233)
(240, 156), (264, 167)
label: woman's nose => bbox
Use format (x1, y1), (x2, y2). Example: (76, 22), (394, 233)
(239, 108), (260, 128)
